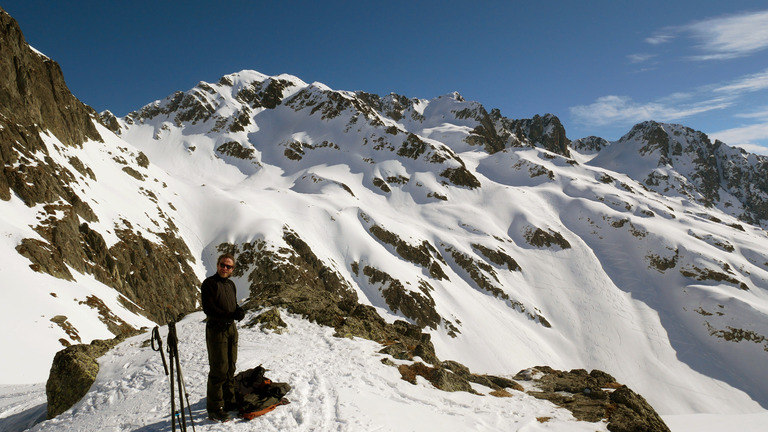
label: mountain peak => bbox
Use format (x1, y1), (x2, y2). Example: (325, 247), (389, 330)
(588, 120), (768, 223)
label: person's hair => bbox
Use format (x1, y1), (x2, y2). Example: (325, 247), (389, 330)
(217, 253), (235, 266)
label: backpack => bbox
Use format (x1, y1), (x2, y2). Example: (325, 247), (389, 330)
(234, 365), (291, 420)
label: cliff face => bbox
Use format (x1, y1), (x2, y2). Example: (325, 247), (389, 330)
(0, 7), (101, 204)
(0, 7), (200, 331)
(0, 8), (101, 147)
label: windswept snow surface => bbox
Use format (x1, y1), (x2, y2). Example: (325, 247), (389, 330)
(2, 311), (767, 432)
(12, 312), (611, 432)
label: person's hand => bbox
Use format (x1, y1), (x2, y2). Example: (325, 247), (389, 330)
(234, 306), (246, 321)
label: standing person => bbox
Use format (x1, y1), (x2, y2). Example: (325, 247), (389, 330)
(201, 253), (245, 422)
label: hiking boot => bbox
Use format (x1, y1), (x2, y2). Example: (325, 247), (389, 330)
(208, 409), (230, 422)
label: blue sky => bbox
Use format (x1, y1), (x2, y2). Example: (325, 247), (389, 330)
(5, 1), (768, 153)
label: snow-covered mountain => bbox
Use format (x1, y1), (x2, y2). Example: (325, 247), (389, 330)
(107, 67), (768, 410)
(1, 6), (768, 431)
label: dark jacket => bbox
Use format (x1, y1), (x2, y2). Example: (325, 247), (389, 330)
(201, 274), (239, 323)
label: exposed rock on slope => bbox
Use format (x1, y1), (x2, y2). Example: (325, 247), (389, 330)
(0, 8), (101, 151)
(516, 367), (670, 432)
(500, 113), (570, 156)
(0, 7), (200, 335)
(0, 7), (101, 204)
(222, 229), (439, 364)
(589, 121), (768, 224)
(572, 135), (609, 153)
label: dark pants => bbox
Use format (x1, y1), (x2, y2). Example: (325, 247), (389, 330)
(206, 321), (238, 412)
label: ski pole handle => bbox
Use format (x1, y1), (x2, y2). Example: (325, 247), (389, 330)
(151, 326), (169, 376)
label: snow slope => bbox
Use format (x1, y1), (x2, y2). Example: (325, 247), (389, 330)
(3, 312), (768, 431)
(9, 311), (613, 432)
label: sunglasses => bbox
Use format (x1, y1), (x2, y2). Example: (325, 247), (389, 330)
(218, 263), (234, 270)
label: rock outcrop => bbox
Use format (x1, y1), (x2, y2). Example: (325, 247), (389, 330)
(590, 121), (768, 224)
(501, 113), (571, 157)
(0, 7), (101, 150)
(1, 6), (101, 204)
(572, 135), (609, 153)
(516, 366), (670, 432)
(46, 331), (142, 419)
(226, 228), (439, 365)
(392, 361), (670, 431)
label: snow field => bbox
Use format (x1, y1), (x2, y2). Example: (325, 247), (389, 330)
(28, 310), (610, 432)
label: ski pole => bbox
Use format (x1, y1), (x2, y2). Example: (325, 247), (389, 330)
(152, 326), (176, 431)
(150, 326), (169, 375)
(169, 322), (188, 432)
(169, 338), (177, 432)
(176, 356), (197, 432)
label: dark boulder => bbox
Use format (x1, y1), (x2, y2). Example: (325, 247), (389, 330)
(46, 333), (140, 419)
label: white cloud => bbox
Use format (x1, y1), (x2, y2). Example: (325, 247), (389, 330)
(627, 53), (656, 64)
(645, 33), (674, 45)
(570, 95), (731, 127)
(571, 67), (768, 133)
(714, 69), (768, 94)
(709, 121), (768, 154)
(658, 91), (696, 103)
(731, 143), (768, 155)
(642, 10), (768, 61)
(711, 122), (768, 141)
(735, 107), (768, 119)
(686, 10), (768, 60)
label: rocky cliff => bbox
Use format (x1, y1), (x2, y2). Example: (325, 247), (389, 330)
(0, 9), (101, 151)
(0, 7), (200, 332)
